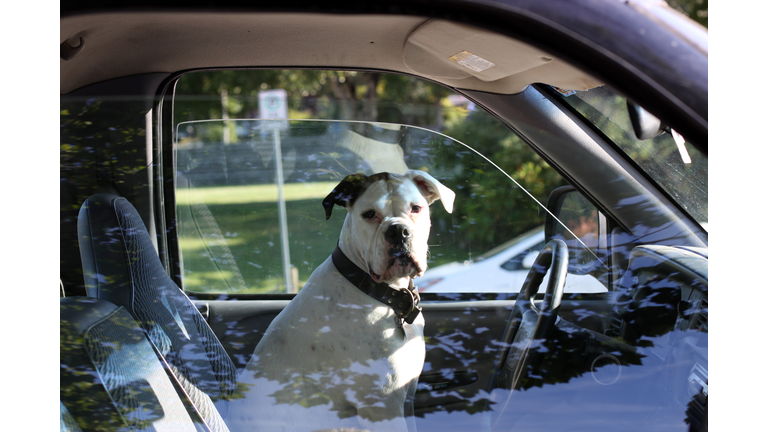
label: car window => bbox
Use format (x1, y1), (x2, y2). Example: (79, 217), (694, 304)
(61, 96), (156, 296)
(555, 85), (708, 227)
(171, 70), (606, 296)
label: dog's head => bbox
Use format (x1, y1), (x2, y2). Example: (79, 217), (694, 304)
(323, 170), (455, 286)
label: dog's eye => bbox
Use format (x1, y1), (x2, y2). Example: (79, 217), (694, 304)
(411, 205), (422, 214)
(362, 210), (376, 219)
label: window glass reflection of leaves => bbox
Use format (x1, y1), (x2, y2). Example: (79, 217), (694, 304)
(433, 111), (568, 265)
(61, 99), (149, 188)
(61, 98), (152, 296)
(562, 89), (707, 223)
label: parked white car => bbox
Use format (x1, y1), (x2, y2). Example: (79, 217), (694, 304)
(416, 226), (607, 294)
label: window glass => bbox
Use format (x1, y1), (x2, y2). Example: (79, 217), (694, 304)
(61, 96), (154, 296)
(60, 73), (707, 432)
(555, 86), (708, 226)
(172, 70), (606, 295)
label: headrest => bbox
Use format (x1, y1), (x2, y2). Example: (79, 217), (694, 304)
(77, 193), (170, 307)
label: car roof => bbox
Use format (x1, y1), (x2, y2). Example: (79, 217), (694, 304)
(60, 0), (707, 153)
(59, 13), (602, 96)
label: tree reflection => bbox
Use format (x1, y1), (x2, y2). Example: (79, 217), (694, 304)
(404, 236), (707, 431)
(60, 97), (152, 297)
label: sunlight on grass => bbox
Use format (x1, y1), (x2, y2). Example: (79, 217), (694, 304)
(178, 236), (246, 252)
(177, 182), (337, 205)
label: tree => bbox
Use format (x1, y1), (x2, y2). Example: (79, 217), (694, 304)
(667, 0), (708, 28)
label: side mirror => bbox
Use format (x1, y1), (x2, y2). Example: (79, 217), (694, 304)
(627, 100), (665, 140)
(545, 186), (606, 275)
(521, 251), (539, 269)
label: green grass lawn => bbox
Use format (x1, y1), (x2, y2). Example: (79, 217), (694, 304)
(177, 182), (463, 294)
(178, 182), (344, 294)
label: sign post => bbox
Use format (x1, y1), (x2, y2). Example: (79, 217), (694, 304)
(258, 90), (294, 293)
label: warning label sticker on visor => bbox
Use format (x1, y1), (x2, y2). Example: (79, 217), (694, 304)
(449, 51), (496, 72)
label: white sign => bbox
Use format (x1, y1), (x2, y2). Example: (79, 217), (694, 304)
(258, 89), (289, 131)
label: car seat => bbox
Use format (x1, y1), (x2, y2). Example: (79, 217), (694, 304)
(60, 401), (83, 432)
(77, 193), (238, 432)
(60, 296), (211, 431)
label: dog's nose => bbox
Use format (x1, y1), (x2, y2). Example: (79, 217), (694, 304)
(385, 224), (412, 245)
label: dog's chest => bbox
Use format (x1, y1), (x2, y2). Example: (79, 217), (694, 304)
(264, 258), (426, 388)
(302, 272), (422, 352)
(318, 302), (424, 397)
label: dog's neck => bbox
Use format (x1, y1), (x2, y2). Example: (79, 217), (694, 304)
(332, 243), (421, 326)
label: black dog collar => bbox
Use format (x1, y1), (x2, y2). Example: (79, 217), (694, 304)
(331, 245), (422, 326)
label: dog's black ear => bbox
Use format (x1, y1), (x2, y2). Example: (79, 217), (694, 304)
(322, 174), (369, 220)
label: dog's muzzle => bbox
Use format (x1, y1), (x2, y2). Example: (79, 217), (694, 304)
(385, 223), (414, 264)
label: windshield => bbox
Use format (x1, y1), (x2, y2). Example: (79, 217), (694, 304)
(555, 86), (708, 227)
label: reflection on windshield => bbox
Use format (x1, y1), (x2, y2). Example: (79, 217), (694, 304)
(171, 119), (706, 432)
(61, 88), (708, 432)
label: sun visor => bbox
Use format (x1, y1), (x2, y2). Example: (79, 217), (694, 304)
(403, 19), (603, 91)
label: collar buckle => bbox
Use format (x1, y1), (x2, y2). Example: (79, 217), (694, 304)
(401, 280), (422, 325)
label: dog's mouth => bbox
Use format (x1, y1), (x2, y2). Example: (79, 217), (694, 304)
(369, 252), (423, 283)
(369, 267), (383, 282)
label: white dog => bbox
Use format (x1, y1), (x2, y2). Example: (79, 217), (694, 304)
(224, 170), (454, 432)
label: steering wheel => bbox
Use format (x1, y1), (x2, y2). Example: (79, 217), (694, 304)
(486, 239), (568, 421)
